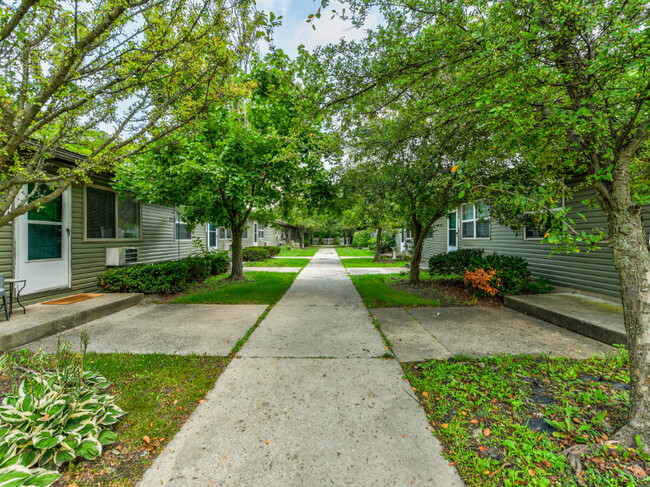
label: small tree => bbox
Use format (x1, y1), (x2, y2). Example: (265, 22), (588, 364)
(118, 56), (330, 279)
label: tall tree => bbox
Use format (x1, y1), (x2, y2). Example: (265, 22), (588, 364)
(0, 0), (264, 226)
(318, 0), (650, 446)
(117, 55), (331, 279)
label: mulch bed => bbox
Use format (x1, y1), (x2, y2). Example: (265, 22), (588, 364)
(391, 278), (503, 307)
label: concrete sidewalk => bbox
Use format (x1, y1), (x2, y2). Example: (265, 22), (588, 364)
(139, 248), (463, 486)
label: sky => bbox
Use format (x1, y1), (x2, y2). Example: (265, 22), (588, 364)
(255, 0), (380, 57)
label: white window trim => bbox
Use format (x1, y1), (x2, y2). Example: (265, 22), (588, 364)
(83, 184), (142, 242)
(460, 202), (491, 240)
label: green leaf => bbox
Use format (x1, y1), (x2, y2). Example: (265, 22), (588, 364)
(23, 468), (60, 487)
(0, 466), (32, 487)
(75, 439), (101, 461)
(53, 449), (74, 467)
(31, 433), (59, 450)
(97, 430), (117, 446)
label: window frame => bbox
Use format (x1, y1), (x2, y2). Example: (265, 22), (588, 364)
(523, 197), (565, 241)
(84, 184), (142, 242)
(460, 202), (491, 240)
(175, 211), (192, 241)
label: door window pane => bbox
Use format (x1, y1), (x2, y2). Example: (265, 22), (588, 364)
(86, 187), (115, 238)
(448, 229), (456, 246)
(117, 194), (140, 238)
(27, 184), (62, 222)
(28, 224), (62, 260)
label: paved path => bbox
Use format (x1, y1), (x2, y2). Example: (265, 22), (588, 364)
(25, 304), (266, 356)
(140, 248), (462, 486)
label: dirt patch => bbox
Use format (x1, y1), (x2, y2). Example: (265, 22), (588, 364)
(391, 278), (502, 307)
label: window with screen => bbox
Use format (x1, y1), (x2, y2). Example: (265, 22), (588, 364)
(86, 186), (140, 239)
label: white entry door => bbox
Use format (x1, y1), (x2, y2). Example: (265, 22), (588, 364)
(447, 211), (458, 251)
(15, 187), (71, 295)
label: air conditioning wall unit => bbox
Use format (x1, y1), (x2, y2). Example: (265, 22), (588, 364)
(106, 247), (138, 266)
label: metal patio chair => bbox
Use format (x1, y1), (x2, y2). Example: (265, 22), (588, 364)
(0, 275), (8, 320)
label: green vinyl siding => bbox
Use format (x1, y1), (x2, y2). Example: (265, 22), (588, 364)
(0, 183), (208, 306)
(421, 187), (649, 298)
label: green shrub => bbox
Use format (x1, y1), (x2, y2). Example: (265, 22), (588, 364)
(334, 237), (340, 245)
(385, 233), (397, 249)
(242, 247), (270, 262)
(258, 245), (280, 256)
(430, 249), (550, 296)
(352, 230), (371, 248)
(429, 249), (486, 275)
(97, 252), (228, 294)
(368, 237), (377, 249)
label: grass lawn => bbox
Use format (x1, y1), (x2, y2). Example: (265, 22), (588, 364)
(246, 257), (310, 268)
(336, 247), (374, 257)
(350, 273), (441, 307)
(173, 271), (298, 305)
(405, 351), (647, 486)
(341, 257), (408, 268)
(277, 247), (318, 256)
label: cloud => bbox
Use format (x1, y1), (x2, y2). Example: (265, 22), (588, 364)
(256, 0), (381, 57)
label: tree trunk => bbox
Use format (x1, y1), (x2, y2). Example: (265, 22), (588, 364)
(408, 221), (424, 285)
(229, 225), (245, 281)
(373, 227), (383, 262)
(300, 228), (305, 248)
(597, 188), (650, 446)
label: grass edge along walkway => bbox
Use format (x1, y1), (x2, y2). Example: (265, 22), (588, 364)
(335, 247), (375, 257)
(52, 302), (275, 486)
(173, 271), (299, 305)
(245, 258), (310, 268)
(342, 257), (408, 268)
(277, 247), (318, 257)
(350, 273), (440, 308)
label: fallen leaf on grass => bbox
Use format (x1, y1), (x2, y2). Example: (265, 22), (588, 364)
(39, 414), (50, 421)
(483, 428), (491, 436)
(478, 446), (486, 452)
(143, 436), (150, 445)
(441, 423), (448, 429)
(470, 419), (479, 424)
(528, 469), (536, 477)
(628, 465), (647, 479)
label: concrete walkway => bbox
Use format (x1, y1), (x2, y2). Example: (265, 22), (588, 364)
(140, 248), (462, 486)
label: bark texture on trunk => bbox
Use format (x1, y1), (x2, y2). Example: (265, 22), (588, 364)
(229, 225), (245, 281)
(408, 221), (423, 285)
(300, 229), (305, 248)
(598, 190), (650, 446)
(373, 227), (383, 262)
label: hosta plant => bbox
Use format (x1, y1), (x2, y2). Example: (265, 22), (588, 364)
(0, 340), (125, 486)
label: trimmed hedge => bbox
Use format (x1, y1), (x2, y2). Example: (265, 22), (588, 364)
(242, 247), (270, 261)
(97, 251), (229, 294)
(429, 249), (550, 296)
(258, 245), (280, 256)
(429, 249), (486, 275)
(353, 230), (371, 248)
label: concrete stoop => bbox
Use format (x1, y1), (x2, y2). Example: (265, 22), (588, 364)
(1, 293), (143, 350)
(504, 292), (625, 346)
